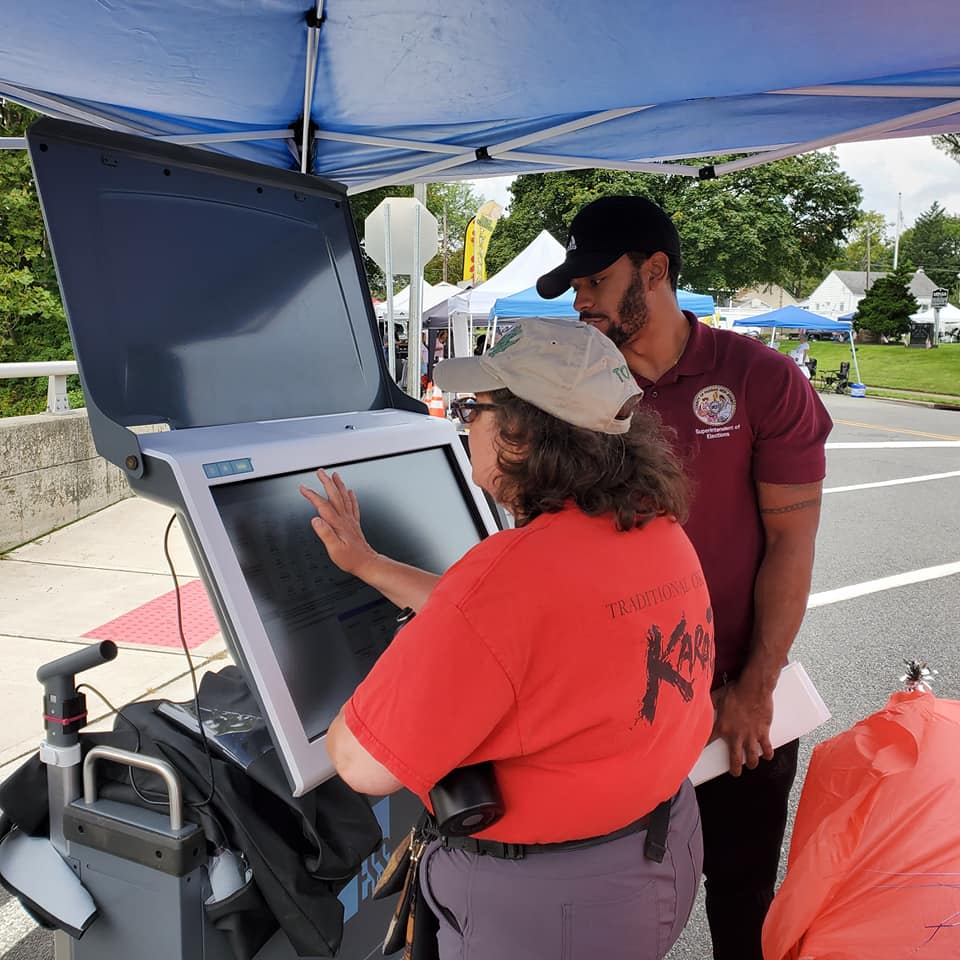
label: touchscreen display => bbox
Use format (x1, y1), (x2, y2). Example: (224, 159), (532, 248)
(211, 447), (484, 741)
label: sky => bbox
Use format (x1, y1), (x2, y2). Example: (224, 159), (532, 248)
(469, 136), (960, 237)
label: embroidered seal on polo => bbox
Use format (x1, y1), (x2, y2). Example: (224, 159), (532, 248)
(692, 385), (736, 426)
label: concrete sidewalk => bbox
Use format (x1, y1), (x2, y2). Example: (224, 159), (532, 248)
(0, 497), (232, 780)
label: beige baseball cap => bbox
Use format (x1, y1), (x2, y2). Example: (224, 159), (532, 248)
(433, 317), (642, 435)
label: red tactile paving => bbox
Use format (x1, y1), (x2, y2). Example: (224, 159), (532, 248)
(82, 579), (221, 650)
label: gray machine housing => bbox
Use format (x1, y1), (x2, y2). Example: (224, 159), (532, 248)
(26, 117), (499, 959)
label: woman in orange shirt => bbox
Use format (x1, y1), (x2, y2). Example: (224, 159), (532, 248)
(301, 318), (714, 960)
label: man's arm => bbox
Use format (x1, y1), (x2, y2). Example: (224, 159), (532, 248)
(713, 479), (822, 776)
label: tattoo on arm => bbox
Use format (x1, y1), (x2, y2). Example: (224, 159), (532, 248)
(759, 497), (821, 515)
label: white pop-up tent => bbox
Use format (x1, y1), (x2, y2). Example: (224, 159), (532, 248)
(424, 231), (566, 355)
(910, 303), (960, 339)
(426, 231), (566, 325)
(374, 280), (461, 321)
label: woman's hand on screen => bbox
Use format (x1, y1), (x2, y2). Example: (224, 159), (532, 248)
(300, 470), (379, 578)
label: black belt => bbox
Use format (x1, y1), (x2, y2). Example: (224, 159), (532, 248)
(439, 794), (674, 863)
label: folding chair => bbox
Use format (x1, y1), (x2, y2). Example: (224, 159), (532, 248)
(820, 360), (850, 394)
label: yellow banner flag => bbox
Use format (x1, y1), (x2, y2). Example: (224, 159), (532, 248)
(462, 200), (503, 283)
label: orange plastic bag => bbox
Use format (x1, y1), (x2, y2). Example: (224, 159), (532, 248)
(763, 691), (960, 960)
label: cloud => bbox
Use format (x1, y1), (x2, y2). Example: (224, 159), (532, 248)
(832, 138), (960, 229)
(466, 175), (514, 212)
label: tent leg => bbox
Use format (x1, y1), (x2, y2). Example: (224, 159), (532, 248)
(849, 332), (862, 386)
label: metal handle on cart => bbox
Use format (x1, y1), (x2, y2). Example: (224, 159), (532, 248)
(82, 745), (185, 831)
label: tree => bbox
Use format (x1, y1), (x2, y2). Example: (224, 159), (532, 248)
(853, 264), (918, 340)
(486, 152), (861, 298)
(933, 133), (960, 165)
(349, 181), (483, 297)
(0, 100), (73, 415)
(833, 210), (894, 272)
(896, 201), (960, 292)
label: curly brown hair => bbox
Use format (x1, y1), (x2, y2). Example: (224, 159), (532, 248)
(486, 388), (689, 530)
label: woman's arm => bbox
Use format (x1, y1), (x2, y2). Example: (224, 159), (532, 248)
(326, 705), (405, 795)
(300, 469), (440, 611)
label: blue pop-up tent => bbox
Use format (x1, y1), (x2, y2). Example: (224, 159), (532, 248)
(2, 4), (960, 191)
(733, 306), (860, 383)
(491, 285), (715, 321)
(733, 305), (852, 333)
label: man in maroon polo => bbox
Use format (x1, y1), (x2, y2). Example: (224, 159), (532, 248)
(537, 196), (832, 960)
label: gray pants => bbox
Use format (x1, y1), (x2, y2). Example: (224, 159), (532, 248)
(420, 779), (702, 960)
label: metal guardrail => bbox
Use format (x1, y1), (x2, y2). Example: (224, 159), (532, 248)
(0, 361), (79, 414)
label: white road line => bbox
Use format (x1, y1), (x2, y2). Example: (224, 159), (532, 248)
(808, 562), (960, 609)
(824, 470), (960, 494)
(826, 441), (960, 449)
(0, 895), (37, 953)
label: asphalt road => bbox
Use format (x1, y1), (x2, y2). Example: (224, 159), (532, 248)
(667, 394), (960, 959)
(3, 394), (958, 960)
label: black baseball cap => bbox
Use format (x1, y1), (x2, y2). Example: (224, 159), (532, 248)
(536, 195), (681, 299)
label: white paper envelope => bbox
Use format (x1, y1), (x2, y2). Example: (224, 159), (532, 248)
(689, 661), (831, 786)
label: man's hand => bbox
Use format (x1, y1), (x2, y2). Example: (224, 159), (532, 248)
(300, 469), (379, 578)
(712, 680), (775, 777)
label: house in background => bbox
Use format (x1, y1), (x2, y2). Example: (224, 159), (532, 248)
(806, 268), (938, 318)
(732, 283), (799, 310)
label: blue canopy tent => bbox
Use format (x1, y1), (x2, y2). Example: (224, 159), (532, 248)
(733, 306), (860, 384)
(2, 3), (960, 191)
(490, 285), (715, 322)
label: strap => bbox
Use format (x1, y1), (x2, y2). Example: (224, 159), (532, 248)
(441, 836), (526, 860)
(441, 808), (656, 860)
(643, 797), (672, 863)
(440, 791), (677, 862)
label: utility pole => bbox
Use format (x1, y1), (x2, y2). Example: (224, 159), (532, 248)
(865, 228), (871, 291)
(893, 192), (903, 270)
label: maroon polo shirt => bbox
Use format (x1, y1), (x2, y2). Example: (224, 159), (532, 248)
(634, 314), (833, 686)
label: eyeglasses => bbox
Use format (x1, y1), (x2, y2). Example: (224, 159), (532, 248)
(449, 397), (499, 425)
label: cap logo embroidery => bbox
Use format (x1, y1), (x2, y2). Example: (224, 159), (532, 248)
(566, 235), (577, 252)
(612, 364), (632, 383)
(693, 385), (736, 427)
(485, 325), (523, 357)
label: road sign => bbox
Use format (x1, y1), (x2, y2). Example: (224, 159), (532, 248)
(931, 287), (949, 308)
(364, 198), (438, 275)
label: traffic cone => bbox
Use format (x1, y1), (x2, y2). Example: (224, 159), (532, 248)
(428, 384), (446, 418)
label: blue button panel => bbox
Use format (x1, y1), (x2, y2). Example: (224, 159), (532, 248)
(203, 457), (253, 479)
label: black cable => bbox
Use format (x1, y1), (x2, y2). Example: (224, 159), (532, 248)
(163, 513), (217, 807)
(79, 681), (229, 842)
(75, 682), (156, 806)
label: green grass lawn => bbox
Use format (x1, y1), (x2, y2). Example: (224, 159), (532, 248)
(775, 339), (960, 397)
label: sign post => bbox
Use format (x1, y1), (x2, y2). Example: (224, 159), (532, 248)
(384, 203), (396, 378)
(930, 287), (948, 348)
(364, 197), (439, 394)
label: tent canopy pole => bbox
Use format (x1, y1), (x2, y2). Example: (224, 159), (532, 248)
(849, 332), (862, 386)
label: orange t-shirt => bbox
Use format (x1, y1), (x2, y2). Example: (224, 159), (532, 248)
(345, 504), (714, 843)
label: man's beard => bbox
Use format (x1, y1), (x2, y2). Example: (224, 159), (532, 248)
(607, 269), (649, 347)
